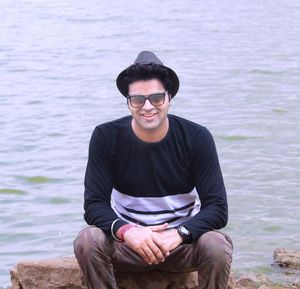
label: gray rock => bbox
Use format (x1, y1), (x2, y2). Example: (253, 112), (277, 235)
(235, 273), (272, 289)
(227, 272), (237, 289)
(116, 271), (198, 289)
(257, 285), (270, 289)
(274, 249), (300, 270)
(254, 273), (272, 284)
(10, 266), (21, 289)
(10, 256), (199, 289)
(12, 255), (300, 289)
(236, 275), (258, 288)
(11, 257), (85, 289)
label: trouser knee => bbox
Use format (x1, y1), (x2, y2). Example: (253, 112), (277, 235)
(73, 226), (109, 261)
(195, 231), (233, 266)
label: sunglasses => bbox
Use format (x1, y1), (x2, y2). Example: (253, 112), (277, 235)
(127, 91), (167, 108)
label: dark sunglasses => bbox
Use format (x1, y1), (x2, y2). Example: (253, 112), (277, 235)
(127, 91), (167, 108)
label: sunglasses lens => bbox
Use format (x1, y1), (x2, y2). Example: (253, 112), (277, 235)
(149, 93), (165, 106)
(130, 95), (145, 107)
(129, 92), (166, 107)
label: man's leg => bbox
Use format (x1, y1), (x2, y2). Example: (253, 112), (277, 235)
(195, 231), (233, 289)
(74, 227), (232, 289)
(74, 226), (118, 289)
(157, 231), (233, 289)
(74, 226), (153, 289)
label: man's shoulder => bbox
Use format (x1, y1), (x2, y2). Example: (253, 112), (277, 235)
(90, 116), (131, 146)
(169, 114), (209, 135)
(95, 115), (131, 132)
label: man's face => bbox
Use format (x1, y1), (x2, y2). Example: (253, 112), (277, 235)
(128, 79), (170, 133)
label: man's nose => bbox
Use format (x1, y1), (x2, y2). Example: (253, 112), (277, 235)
(142, 98), (154, 109)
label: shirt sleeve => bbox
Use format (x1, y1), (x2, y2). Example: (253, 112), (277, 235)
(181, 127), (228, 241)
(83, 126), (128, 236)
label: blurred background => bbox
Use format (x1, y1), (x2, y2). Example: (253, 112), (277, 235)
(0, 0), (299, 287)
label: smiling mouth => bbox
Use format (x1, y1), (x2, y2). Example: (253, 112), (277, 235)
(141, 112), (158, 120)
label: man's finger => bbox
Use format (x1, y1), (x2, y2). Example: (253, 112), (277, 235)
(152, 233), (170, 257)
(147, 240), (165, 263)
(140, 247), (154, 265)
(149, 223), (168, 232)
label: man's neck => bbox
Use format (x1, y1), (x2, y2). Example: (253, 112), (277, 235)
(131, 117), (169, 143)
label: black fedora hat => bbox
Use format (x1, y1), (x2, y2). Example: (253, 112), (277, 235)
(116, 51), (179, 98)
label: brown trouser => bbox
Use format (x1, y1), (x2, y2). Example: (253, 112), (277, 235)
(74, 226), (233, 289)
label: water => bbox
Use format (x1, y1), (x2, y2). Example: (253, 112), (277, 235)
(1, 0), (300, 287)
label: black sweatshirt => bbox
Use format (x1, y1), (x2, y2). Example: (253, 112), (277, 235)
(84, 114), (228, 242)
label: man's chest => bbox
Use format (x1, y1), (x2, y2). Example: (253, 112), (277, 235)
(111, 145), (194, 197)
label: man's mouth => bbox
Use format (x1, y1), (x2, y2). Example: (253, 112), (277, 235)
(142, 113), (157, 120)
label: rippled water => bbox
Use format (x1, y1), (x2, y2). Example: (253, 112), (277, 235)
(1, 0), (300, 287)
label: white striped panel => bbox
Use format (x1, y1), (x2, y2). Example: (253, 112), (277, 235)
(111, 188), (200, 226)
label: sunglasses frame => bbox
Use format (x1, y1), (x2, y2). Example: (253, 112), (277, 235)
(127, 91), (168, 108)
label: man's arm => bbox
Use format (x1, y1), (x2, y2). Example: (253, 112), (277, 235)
(84, 126), (128, 236)
(181, 127), (228, 242)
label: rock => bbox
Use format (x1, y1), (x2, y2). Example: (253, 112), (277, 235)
(227, 272), (237, 289)
(12, 255), (300, 289)
(236, 275), (258, 289)
(10, 266), (21, 289)
(235, 273), (271, 289)
(116, 271), (198, 289)
(255, 274), (272, 284)
(10, 256), (199, 289)
(11, 257), (85, 289)
(274, 249), (300, 270)
(257, 285), (270, 289)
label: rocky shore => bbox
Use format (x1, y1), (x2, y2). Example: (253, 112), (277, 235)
(10, 248), (300, 289)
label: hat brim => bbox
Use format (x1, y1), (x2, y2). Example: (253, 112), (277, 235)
(116, 65), (179, 98)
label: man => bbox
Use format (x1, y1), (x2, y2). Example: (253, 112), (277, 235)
(74, 51), (233, 289)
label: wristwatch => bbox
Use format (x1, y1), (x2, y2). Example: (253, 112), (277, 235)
(176, 225), (192, 244)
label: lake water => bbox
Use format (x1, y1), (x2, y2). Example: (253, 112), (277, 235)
(0, 0), (300, 287)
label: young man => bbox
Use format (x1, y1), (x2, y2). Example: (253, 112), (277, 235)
(74, 51), (233, 289)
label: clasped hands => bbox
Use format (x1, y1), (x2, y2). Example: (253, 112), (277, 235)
(116, 223), (182, 265)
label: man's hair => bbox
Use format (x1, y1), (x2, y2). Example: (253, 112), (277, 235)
(122, 64), (173, 96)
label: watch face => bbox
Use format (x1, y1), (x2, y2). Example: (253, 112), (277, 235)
(177, 225), (192, 244)
(179, 226), (190, 235)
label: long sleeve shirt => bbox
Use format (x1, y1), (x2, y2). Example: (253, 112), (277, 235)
(83, 114), (228, 242)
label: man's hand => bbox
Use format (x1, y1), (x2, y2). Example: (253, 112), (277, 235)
(121, 223), (169, 265)
(154, 228), (183, 252)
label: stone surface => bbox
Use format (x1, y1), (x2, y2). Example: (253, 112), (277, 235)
(10, 254), (300, 289)
(10, 266), (21, 289)
(274, 249), (300, 270)
(116, 271), (198, 289)
(235, 273), (271, 285)
(236, 275), (258, 289)
(11, 257), (85, 289)
(255, 274), (272, 284)
(257, 285), (270, 289)
(10, 256), (199, 289)
(227, 272), (237, 289)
